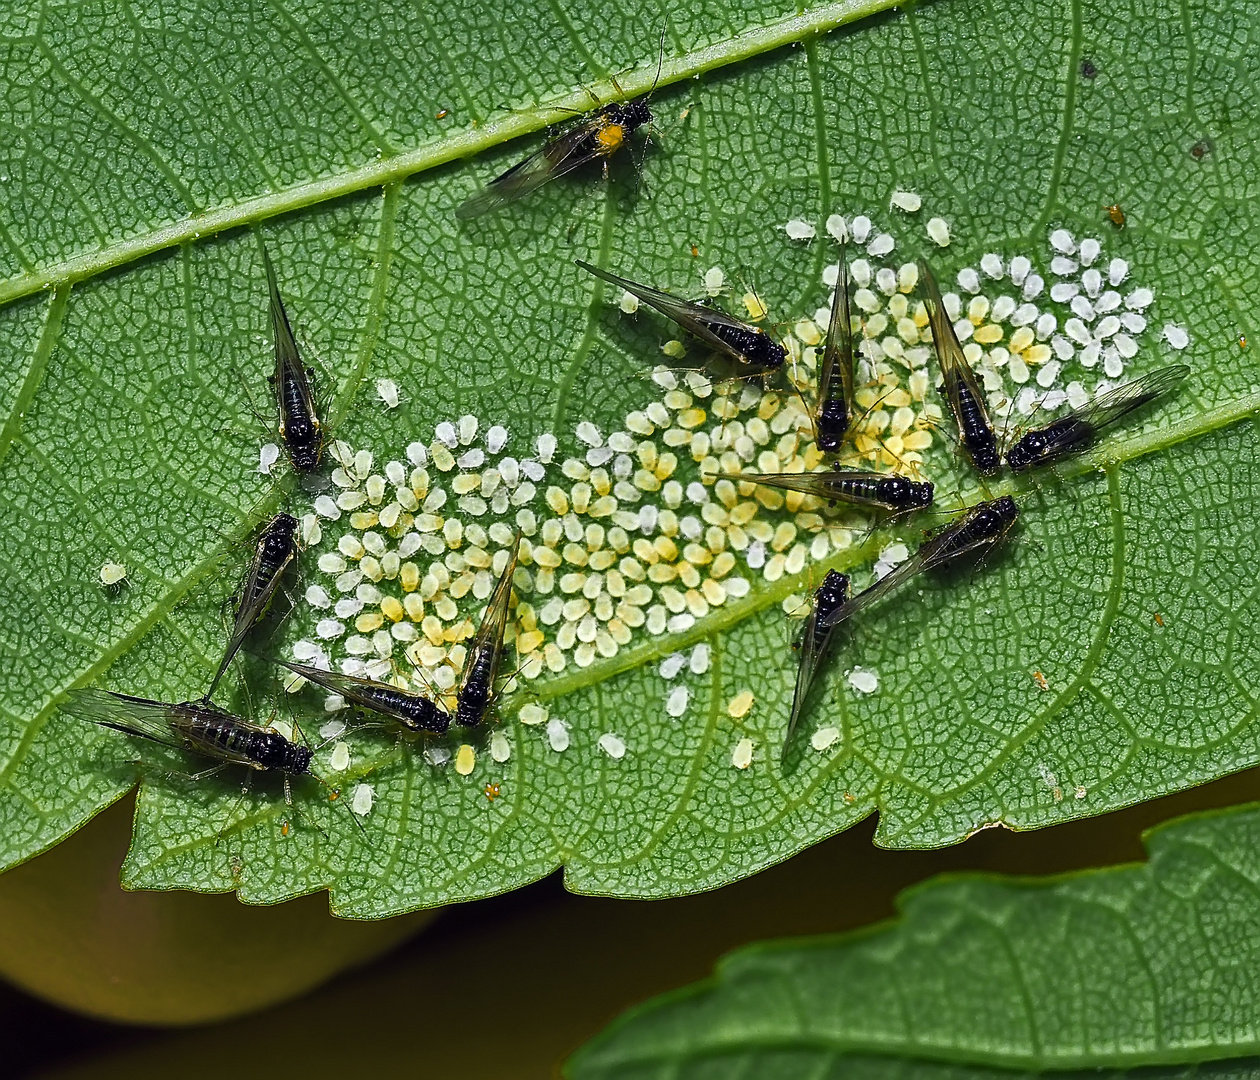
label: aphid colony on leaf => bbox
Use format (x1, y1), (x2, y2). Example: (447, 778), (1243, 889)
(63, 88), (1193, 827)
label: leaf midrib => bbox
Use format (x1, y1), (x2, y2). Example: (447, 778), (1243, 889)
(0, 0), (897, 309)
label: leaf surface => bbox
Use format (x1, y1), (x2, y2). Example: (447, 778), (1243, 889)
(0, 0), (1257, 915)
(569, 804), (1260, 1077)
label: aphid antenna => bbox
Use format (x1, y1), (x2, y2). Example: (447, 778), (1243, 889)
(270, 709), (369, 843)
(306, 766), (371, 844)
(224, 359), (272, 433)
(398, 648), (445, 703)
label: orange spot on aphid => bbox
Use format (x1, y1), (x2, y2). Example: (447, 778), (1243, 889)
(596, 124), (625, 154)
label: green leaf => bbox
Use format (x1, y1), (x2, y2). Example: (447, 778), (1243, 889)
(567, 802), (1260, 1077)
(1, 0), (1258, 917)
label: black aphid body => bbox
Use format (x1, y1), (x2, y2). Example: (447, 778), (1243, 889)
(733, 467), (933, 514)
(263, 246), (325, 473)
(709, 323), (786, 370)
(932, 495), (1019, 560)
(348, 681), (449, 735)
(812, 570), (850, 626)
(873, 474), (935, 511)
(611, 98), (653, 133)
(920, 260), (1001, 478)
(185, 709), (312, 774)
(575, 260), (786, 376)
(815, 400), (850, 453)
(816, 495), (1019, 631)
(1006, 417), (1091, 471)
(247, 513), (298, 605)
(455, 656), (493, 729)
(455, 536), (521, 728)
(813, 239), (856, 454)
(949, 377), (1001, 476)
(280, 381), (323, 472)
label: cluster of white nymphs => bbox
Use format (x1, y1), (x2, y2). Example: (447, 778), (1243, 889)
(285, 201), (1184, 782)
(783, 202), (1188, 439)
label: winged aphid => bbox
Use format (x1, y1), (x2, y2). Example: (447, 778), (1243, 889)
(1005, 365), (1188, 471)
(64, 688), (369, 838)
(456, 98), (654, 221)
(261, 245), (325, 473)
(576, 260), (787, 378)
(782, 569), (851, 760)
(206, 512), (299, 700)
(812, 240), (857, 453)
(454, 535), (521, 728)
(729, 466), (933, 515)
(271, 660), (450, 736)
(817, 496), (1020, 631)
(919, 260), (1000, 477)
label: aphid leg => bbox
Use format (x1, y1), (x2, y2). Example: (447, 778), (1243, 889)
(225, 358), (271, 432)
(307, 768), (370, 842)
(130, 759), (234, 786)
(215, 774), (257, 848)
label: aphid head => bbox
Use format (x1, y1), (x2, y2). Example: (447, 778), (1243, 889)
(403, 695), (450, 735)
(815, 401), (849, 452)
(988, 495), (1020, 530)
(815, 570), (851, 622)
(286, 743), (315, 775)
(971, 442), (1001, 476)
(286, 430), (324, 471)
(455, 691), (485, 729)
(256, 733), (312, 775)
(1005, 430), (1047, 471)
(878, 475), (934, 509)
(745, 332), (787, 371)
(264, 513), (299, 554)
(617, 98), (653, 134)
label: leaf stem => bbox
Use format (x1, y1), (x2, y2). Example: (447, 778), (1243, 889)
(0, 0), (899, 309)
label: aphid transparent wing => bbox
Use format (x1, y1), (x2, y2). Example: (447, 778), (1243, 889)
(63, 689), (262, 769)
(455, 115), (611, 220)
(817, 498), (1018, 629)
(261, 247), (316, 419)
(207, 516), (299, 689)
(919, 261), (994, 441)
(576, 260), (781, 371)
(462, 541), (520, 693)
(1058, 365), (1189, 435)
(815, 241), (856, 444)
